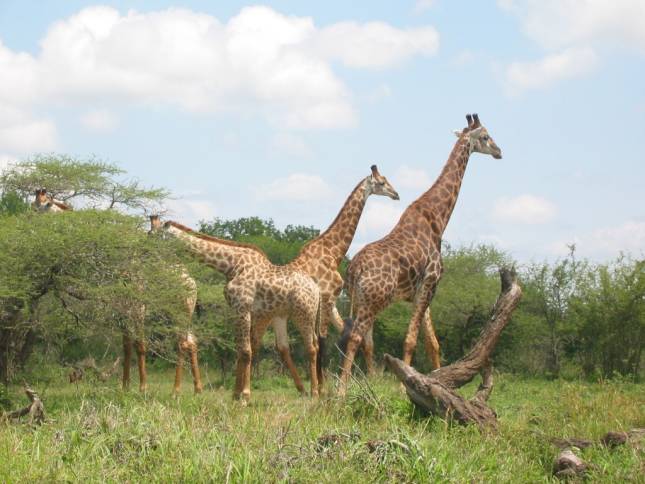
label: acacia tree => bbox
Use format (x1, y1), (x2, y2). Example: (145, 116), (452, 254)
(0, 210), (193, 383)
(0, 153), (169, 210)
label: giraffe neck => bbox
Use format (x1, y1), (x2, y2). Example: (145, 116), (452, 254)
(166, 225), (263, 278)
(398, 137), (471, 237)
(294, 177), (369, 267)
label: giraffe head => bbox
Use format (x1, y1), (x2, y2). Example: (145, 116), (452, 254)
(366, 165), (399, 200)
(454, 113), (502, 159)
(34, 188), (48, 205)
(148, 214), (162, 234)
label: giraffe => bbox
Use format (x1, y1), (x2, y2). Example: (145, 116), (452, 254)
(337, 114), (503, 395)
(148, 215), (203, 394)
(251, 165), (399, 387)
(31, 188), (71, 212)
(162, 220), (322, 402)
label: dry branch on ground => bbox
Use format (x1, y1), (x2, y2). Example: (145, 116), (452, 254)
(2, 384), (45, 425)
(385, 268), (522, 428)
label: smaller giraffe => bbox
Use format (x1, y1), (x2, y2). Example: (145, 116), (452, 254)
(148, 215), (203, 394)
(252, 165), (399, 389)
(162, 220), (322, 402)
(31, 188), (71, 212)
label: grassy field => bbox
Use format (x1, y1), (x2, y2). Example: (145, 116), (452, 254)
(1, 367), (643, 483)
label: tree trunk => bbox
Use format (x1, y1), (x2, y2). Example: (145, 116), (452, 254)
(384, 268), (522, 428)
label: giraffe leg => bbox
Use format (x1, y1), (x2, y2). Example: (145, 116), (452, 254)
(233, 312), (252, 402)
(122, 333), (133, 391)
(402, 308), (423, 366)
(305, 335), (319, 398)
(338, 306), (375, 397)
(135, 339), (147, 393)
(332, 303), (372, 373)
(273, 317), (305, 395)
(363, 327), (375, 376)
(187, 334), (203, 394)
(403, 266), (442, 366)
(420, 307), (441, 369)
(294, 307), (320, 398)
(316, 302), (341, 388)
(173, 336), (186, 395)
(251, 317), (272, 372)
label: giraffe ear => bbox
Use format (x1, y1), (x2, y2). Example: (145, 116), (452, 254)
(468, 127), (483, 138)
(453, 130), (462, 138)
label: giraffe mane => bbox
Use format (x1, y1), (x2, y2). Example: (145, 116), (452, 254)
(165, 221), (269, 257)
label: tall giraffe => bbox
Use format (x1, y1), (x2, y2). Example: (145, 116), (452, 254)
(252, 165), (399, 387)
(338, 114), (503, 395)
(162, 220), (321, 402)
(31, 188), (71, 212)
(148, 215), (203, 394)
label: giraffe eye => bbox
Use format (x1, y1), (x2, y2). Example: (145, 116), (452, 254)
(482, 135), (489, 141)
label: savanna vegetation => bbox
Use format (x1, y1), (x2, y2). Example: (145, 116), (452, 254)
(1, 155), (643, 481)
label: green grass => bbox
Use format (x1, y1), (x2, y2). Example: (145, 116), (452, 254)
(1, 368), (643, 483)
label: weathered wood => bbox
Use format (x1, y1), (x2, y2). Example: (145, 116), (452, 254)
(3, 384), (45, 425)
(384, 268), (522, 428)
(553, 449), (589, 478)
(429, 268), (522, 389)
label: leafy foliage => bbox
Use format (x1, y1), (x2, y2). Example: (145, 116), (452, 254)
(0, 153), (169, 210)
(0, 210), (193, 382)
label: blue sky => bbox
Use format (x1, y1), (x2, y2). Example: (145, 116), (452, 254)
(1, 0), (643, 262)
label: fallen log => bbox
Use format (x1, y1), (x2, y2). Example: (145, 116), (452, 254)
(384, 268), (522, 428)
(553, 448), (589, 479)
(3, 384), (45, 425)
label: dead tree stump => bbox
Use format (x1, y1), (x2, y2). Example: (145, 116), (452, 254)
(3, 384), (45, 425)
(384, 268), (522, 428)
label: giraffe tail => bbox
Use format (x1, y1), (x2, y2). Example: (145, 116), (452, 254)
(315, 292), (324, 379)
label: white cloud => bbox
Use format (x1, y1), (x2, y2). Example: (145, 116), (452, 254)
(550, 221), (645, 259)
(165, 198), (218, 227)
(492, 194), (557, 224)
(499, 0), (645, 52)
(0, 5), (441, 137)
(505, 47), (598, 93)
(269, 132), (312, 158)
(357, 199), (403, 234)
(0, 106), (58, 154)
(394, 165), (432, 191)
(414, 0), (437, 14)
(256, 173), (334, 201)
(499, 1), (644, 93)
(313, 21), (439, 69)
(80, 109), (118, 133)
(364, 84), (392, 103)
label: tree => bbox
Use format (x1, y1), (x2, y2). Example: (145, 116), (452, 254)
(0, 210), (193, 383)
(571, 257), (644, 380)
(0, 153), (169, 211)
(518, 247), (584, 378)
